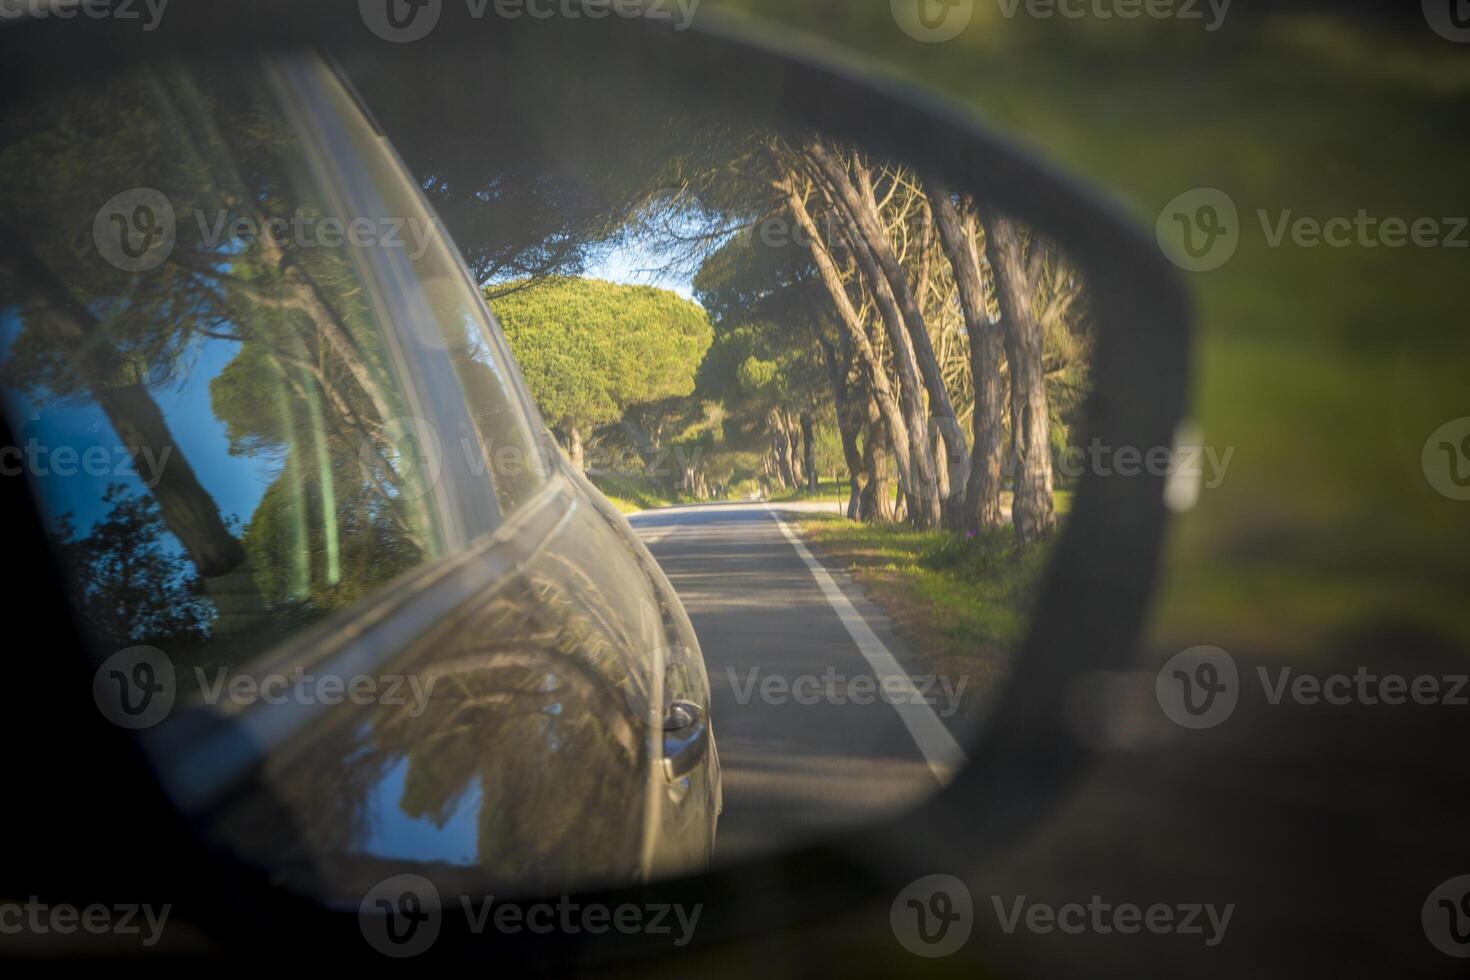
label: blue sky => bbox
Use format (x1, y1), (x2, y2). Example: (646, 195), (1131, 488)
(581, 238), (699, 302)
(0, 313), (273, 538)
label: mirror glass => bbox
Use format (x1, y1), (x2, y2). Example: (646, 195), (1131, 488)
(0, 24), (1115, 901)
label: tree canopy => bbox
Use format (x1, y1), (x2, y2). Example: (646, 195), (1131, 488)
(488, 277), (712, 440)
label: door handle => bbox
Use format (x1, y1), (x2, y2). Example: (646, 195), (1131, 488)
(661, 700), (708, 782)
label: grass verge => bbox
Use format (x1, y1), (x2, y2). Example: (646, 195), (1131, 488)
(792, 513), (1056, 727)
(770, 478), (851, 504)
(588, 473), (681, 514)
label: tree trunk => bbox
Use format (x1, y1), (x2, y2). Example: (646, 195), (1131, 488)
(800, 411), (818, 493)
(621, 416), (657, 466)
(818, 335), (866, 520)
(852, 157), (971, 528)
(786, 412), (806, 488)
(926, 181), (1007, 532)
(771, 157), (928, 524)
(566, 422), (585, 471)
(777, 411), (801, 488)
(0, 223), (247, 580)
(805, 142), (969, 527)
(915, 195), (936, 321)
(800, 156), (940, 528)
(858, 393), (897, 523)
(770, 411), (798, 489)
(980, 209), (1056, 545)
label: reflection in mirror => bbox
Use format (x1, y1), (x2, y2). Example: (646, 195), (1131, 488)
(347, 37), (1100, 870)
(0, 60), (456, 674)
(0, 31), (1097, 902)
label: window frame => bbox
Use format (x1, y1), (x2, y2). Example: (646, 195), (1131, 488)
(138, 55), (584, 813)
(314, 56), (559, 521)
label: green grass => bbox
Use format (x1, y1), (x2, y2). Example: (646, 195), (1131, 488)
(770, 482), (1076, 512)
(793, 512), (1056, 725)
(587, 473), (681, 514)
(769, 477), (851, 503)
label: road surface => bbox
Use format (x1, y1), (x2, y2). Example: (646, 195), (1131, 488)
(628, 502), (968, 863)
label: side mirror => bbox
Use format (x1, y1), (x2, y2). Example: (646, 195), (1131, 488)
(0, 1), (1189, 965)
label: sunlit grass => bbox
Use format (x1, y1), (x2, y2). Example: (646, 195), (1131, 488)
(588, 473), (681, 514)
(793, 510), (1060, 723)
(770, 477), (849, 504)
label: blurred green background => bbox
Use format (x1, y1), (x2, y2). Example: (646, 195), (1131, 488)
(703, 0), (1470, 659)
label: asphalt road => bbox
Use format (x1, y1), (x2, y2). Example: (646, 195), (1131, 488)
(628, 502), (968, 863)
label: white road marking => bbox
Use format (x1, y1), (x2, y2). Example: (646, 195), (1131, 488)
(767, 507), (969, 784)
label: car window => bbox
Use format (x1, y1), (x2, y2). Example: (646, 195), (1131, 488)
(0, 55), (543, 684)
(284, 57), (551, 516)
